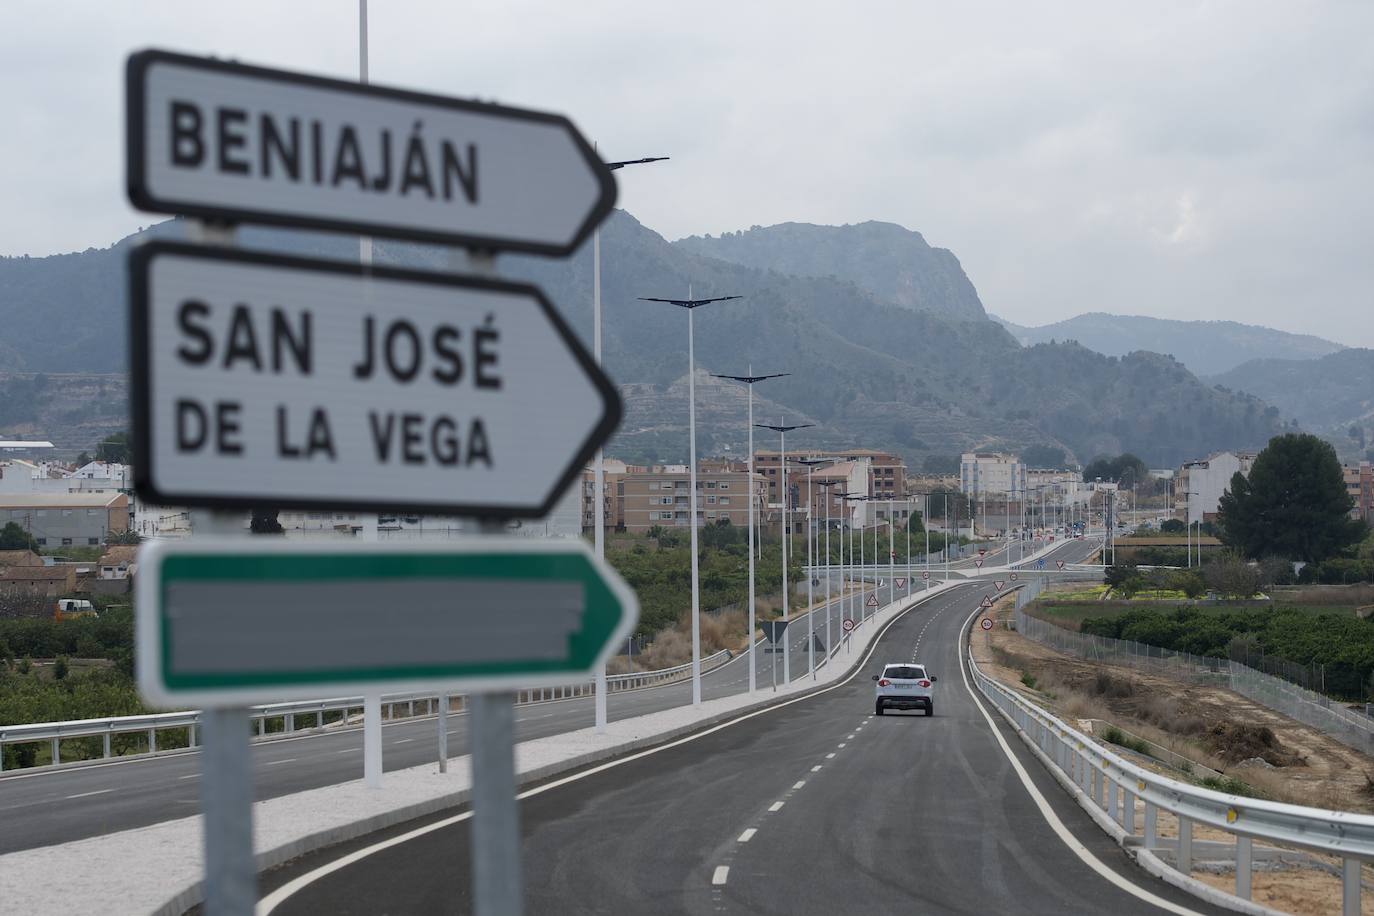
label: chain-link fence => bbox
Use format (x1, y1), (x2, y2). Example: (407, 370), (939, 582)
(1013, 606), (1374, 757)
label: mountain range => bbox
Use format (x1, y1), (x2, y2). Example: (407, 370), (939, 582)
(994, 312), (1344, 377)
(0, 213), (1291, 468)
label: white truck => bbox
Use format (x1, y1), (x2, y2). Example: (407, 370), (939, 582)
(873, 663), (936, 716)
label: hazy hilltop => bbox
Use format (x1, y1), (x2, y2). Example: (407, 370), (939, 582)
(673, 221), (987, 323)
(994, 312), (1343, 376)
(0, 212), (1285, 466)
(1210, 348), (1374, 457)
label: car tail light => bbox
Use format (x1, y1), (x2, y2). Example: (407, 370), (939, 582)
(878, 678), (890, 687)
(918, 679), (931, 688)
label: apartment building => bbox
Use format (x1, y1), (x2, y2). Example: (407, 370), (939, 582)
(1342, 462), (1373, 522)
(1174, 451), (1257, 524)
(960, 452), (1027, 496)
(580, 460), (647, 534)
(0, 493), (129, 547)
(754, 448), (907, 507)
(621, 467), (767, 534)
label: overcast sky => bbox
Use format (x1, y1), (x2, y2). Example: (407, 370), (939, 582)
(4, 1), (1372, 345)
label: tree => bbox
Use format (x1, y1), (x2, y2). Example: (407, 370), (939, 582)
(0, 522), (37, 551)
(94, 432), (131, 464)
(74, 451), (91, 468)
(1203, 551), (1262, 598)
(1021, 444), (1067, 468)
(1159, 518), (1186, 535)
(907, 511), (925, 534)
(250, 509), (285, 534)
(105, 530), (142, 546)
(53, 656), (69, 681)
(1217, 433), (1365, 563)
(1083, 453), (1149, 489)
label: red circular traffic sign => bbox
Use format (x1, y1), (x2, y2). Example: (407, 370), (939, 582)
(980, 618), (993, 631)
(842, 618), (856, 632)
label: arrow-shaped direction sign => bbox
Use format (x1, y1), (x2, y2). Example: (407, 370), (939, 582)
(135, 537), (638, 707)
(980, 595), (994, 609)
(994, 580), (1005, 591)
(126, 50), (615, 257)
(130, 243), (619, 517)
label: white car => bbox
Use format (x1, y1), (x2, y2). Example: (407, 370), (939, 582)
(873, 663), (936, 716)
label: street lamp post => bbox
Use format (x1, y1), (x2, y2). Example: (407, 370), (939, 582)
(818, 480), (844, 666)
(591, 156), (668, 732)
(843, 494), (873, 621)
(712, 370), (788, 696)
(799, 458), (832, 681)
(640, 292), (742, 706)
(755, 420), (813, 686)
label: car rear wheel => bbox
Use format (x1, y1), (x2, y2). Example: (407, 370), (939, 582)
(875, 702), (884, 716)
(926, 703), (934, 717)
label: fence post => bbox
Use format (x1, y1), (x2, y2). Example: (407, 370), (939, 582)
(1235, 836), (1252, 900)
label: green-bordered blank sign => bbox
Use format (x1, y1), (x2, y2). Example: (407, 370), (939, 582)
(135, 537), (638, 707)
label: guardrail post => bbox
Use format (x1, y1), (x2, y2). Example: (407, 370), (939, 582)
(1177, 816), (1192, 875)
(51, 737), (59, 765)
(1107, 778), (1118, 820)
(1343, 858), (1360, 916)
(1121, 788), (1135, 833)
(1235, 836), (1252, 899)
(149, 728), (157, 754)
(190, 723), (198, 748)
(104, 731), (112, 759)
(1144, 803), (1157, 849)
(286, 713), (294, 734)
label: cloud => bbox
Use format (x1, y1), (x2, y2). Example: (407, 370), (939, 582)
(1, 0), (1372, 346)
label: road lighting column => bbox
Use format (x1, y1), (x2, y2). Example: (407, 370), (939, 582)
(592, 156), (667, 731)
(755, 421), (813, 686)
(713, 370), (788, 695)
(640, 292), (742, 705)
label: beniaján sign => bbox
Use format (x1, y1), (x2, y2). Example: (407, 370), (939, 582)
(126, 49), (616, 256)
(130, 242), (620, 517)
(135, 538), (639, 706)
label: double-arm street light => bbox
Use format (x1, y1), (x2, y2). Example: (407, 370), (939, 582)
(798, 458), (832, 680)
(842, 493), (873, 621)
(754, 420), (813, 686)
(592, 155), (668, 733)
(815, 478), (846, 669)
(712, 369), (788, 695)
(640, 292), (742, 706)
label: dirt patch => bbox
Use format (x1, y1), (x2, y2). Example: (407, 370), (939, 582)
(972, 595), (1374, 813)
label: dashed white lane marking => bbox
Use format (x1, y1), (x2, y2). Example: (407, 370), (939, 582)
(64, 788), (113, 799)
(712, 865), (730, 885)
(336, 748), (360, 754)
(811, 765), (823, 772)
(265, 758), (297, 766)
(792, 780), (806, 790)
(837, 743), (846, 748)
(738, 828), (757, 842)
(177, 773), (199, 780)
(393, 738), (414, 745)
(847, 733), (855, 739)
(826, 752), (836, 759)
(768, 801), (784, 812)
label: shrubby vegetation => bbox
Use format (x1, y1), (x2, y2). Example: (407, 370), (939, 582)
(1079, 605), (1374, 700)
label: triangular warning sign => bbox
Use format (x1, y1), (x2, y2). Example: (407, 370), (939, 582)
(1056, 560), (1066, 570)
(994, 580), (1005, 591)
(895, 578), (907, 589)
(866, 593), (880, 607)
(974, 558), (984, 568)
(980, 595), (993, 608)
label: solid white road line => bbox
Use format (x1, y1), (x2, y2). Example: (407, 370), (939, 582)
(64, 788), (113, 800)
(257, 586), (972, 915)
(178, 773), (199, 780)
(712, 865), (730, 885)
(738, 828), (757, 843)
(957, 605), (1207, 916)
(393, 738), (414, 745)
(768, 801), (784, 812)
(264, 758), (297, 766)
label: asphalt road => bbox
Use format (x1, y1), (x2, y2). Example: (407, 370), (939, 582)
(260, 546), (1222, 916)
(0, 538), (1094, 856)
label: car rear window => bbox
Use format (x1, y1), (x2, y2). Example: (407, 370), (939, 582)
(884, 666), (925, 680)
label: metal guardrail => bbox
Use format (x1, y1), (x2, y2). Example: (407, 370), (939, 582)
(969, 644), (1374, 913)
(0, 647), (733, 774)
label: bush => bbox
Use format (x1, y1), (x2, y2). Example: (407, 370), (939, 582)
(1020, 672), (1038, 690)
(1168, 571), (1206, 598)
(53, 656), (69, 680)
